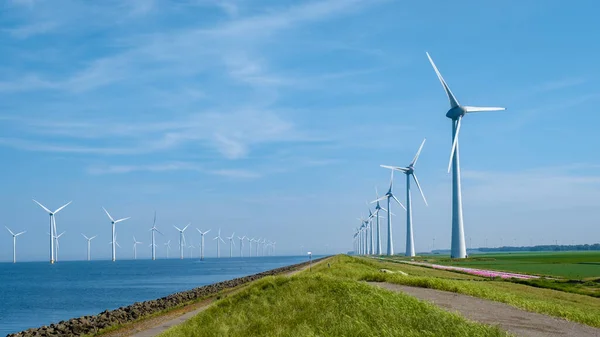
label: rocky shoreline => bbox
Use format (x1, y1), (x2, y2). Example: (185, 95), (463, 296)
(7, 258), (325, 337)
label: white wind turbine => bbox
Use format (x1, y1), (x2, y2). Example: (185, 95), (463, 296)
(261, 239), (267, 256)
(227, 232), (235, 258)
(247, 237), (254, 257)
(103, 207), (130, 262)
(174, 224), (189, 260)
(381, 138), (428, 257)
(6, 227), (26, 263)
(255, 238), (262, 256)
(32, 200), (71, 264)
(426, 52), (505, 258)
(372, 168), (406, 256)
(196, 229), (211, 260)
(164, 240), (171, 259)
(149, 211), (163, 261)
(213, 229), (225, 258)
(81, 233), (97, 261)
(238, 235), (246, 257)
(133, 236), (142, 260)
(189, 245), (195, 258)
(372, 188), (388, 255)
(55, 231), (65, 262)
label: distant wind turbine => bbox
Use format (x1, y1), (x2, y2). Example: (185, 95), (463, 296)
(227, 232), (235, 258)
(189, 245), (195, 258)
(103, 207), (130, 262)
(196, 229), (211, 260)
(372, 168), (406, 255)
(372, 187), (387, 255)
(81, 233), (97, 261)
(213, 229), (225, 258)
(381, 138), (428, 257)
(238, 236), (246, 257)
(174, 224), (190, 259)
(426, 52), (505, 258)
(5, 227), (25, 263)
(55, 231), (65, 262)
(164, 240), (171, 258)
(32, 199), (71, 264)
(109, 233), (122, 254)
(247, 237), (254, 257)
(133, 236), (142, 260)
(149, 211), (163, 261)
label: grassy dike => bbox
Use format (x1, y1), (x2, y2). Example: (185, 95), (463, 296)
(159, 257), (509, 337)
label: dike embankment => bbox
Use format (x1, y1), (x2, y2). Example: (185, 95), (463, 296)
(7, 257), (326, 337)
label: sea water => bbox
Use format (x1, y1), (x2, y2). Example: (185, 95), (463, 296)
(0, 256), (314, 336)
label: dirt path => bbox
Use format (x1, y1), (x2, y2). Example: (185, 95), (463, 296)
(370, 282), (600, 337)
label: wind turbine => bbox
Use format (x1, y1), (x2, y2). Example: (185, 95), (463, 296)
(196, 228), (211, 260)
(372, 167), (405, 256)
(261, 238), (267, 256)
(81, 233), (97, 261)
(227, 232), (235, 258)
(55, 231), (65, 262)
(164, 240), (171, 258)
(372, 188), (387, 255)
(5, 227), (25, 263)
(238, 235), (246, 257)
(133, 236), (142, 260)
(247, 237), (254, 257)
(32, 200), (71, 264)
(213, 229), (225, 258)
(381, 138), (428, 257)
(103, 207), (130, 262)
(149, 211), (163, 261)
(426, 52), (505, 258)
(174, 224), (189, 259)
(255, 238), (261, 256)
(271, 242), (276, 256)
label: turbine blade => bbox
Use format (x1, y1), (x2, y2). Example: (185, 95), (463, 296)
(90, 236), (97, 240)
(174, 225), (182, 231)
(153, 211), (156, 226)
(156, 229), (164, 235)
(410, 138), (427, 167)
(464, 106), (506, 113)
(116, 242), (121, 248)
(82, 233), (88, 240)
(412, 173), (428, 206)
(448, 116), (462, 173)
(16, 231), (26, 236)
(370, 196), (387, 204)
(102, 207), (114, 222)
(220, 237), (225, 243)
(32, 199), (52, 214)
(182, 224), (189, 232)
(380, 165), (408, 172)
(425, 52), (459, 108)
(5, 226), (15, 236)
(115, 217), (130, 223)
(53, 201), (72, 214)
(392, 194), (406, 211)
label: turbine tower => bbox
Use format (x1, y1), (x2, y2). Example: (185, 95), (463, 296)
(164, 240), (171, 258)
(372, 169), (405, 256)
(247, 237), (254, 257)
(213, 229), (225, 258)
(174, 224), (189, 259)
(103, 207), (130, 262)
(33, 200), (71, 264)
(5, 227), (25, 263)
(54, 231), (65, 262)
(426, 52), (505, 258)
(81, 233), (97, 261)
(226, 232), (235, 258)
(238, 236), (246, 257)
(196, 228), (211, 260)
(149, 211), (163, 261)
(372, 188), (387, 255)
(381, 138), (428, 257)
(133, 236), (142, 260)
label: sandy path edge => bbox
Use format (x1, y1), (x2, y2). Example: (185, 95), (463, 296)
(369, 282), (600, 337)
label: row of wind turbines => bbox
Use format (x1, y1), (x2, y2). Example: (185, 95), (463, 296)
(354, 52), (506, 259)
(4, 200), (276, 263)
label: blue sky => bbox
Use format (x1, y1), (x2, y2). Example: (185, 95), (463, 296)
(1, 0), (599, 261)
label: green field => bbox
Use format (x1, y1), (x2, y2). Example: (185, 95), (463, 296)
(409, 251), (600, 279)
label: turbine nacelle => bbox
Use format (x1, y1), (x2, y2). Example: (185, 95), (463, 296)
(445, 106), (467, 119)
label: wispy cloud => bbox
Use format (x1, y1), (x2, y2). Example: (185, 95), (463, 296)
(534, 77), (586, 93)
(4, 21), (57, 39)
(87, 162), (262, 179)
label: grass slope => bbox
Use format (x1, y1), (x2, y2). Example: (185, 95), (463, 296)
(160, 272), (507, 336)
(316, 256), (600, 328)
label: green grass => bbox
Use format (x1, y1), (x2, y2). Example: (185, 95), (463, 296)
(315, 256), (600, 328)
(159, 273), (508, 337)
(405, 251), (600, 279)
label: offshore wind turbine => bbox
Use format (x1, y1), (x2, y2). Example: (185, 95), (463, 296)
(32, 200), (71, 264)
(381, 138), (428, 257)
(247, 237), (253, 257)
(238, 235), (245, 257)
(81, 233), (97, 261)
(226, 232), (235, 258)
(164, 240), (171, 258)
(5, 227), (25, 263)
(133, 236), (142, 260)
(372, 168), (405, 256)
(174, 224), (189, 259)
(55, 231), (65, 262)
(149, 211), (163, 261)
(103, 207), (130, 262)
(426, 52), (505, 258)
(213, 229), (225, 258)
(255, 238), (261, 256)
(196, 229), (211, 260)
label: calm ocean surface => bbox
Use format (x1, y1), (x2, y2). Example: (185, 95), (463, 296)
(0, 256), (315, 336)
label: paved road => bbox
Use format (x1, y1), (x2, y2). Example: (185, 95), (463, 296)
(370, 282), (600, 337)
